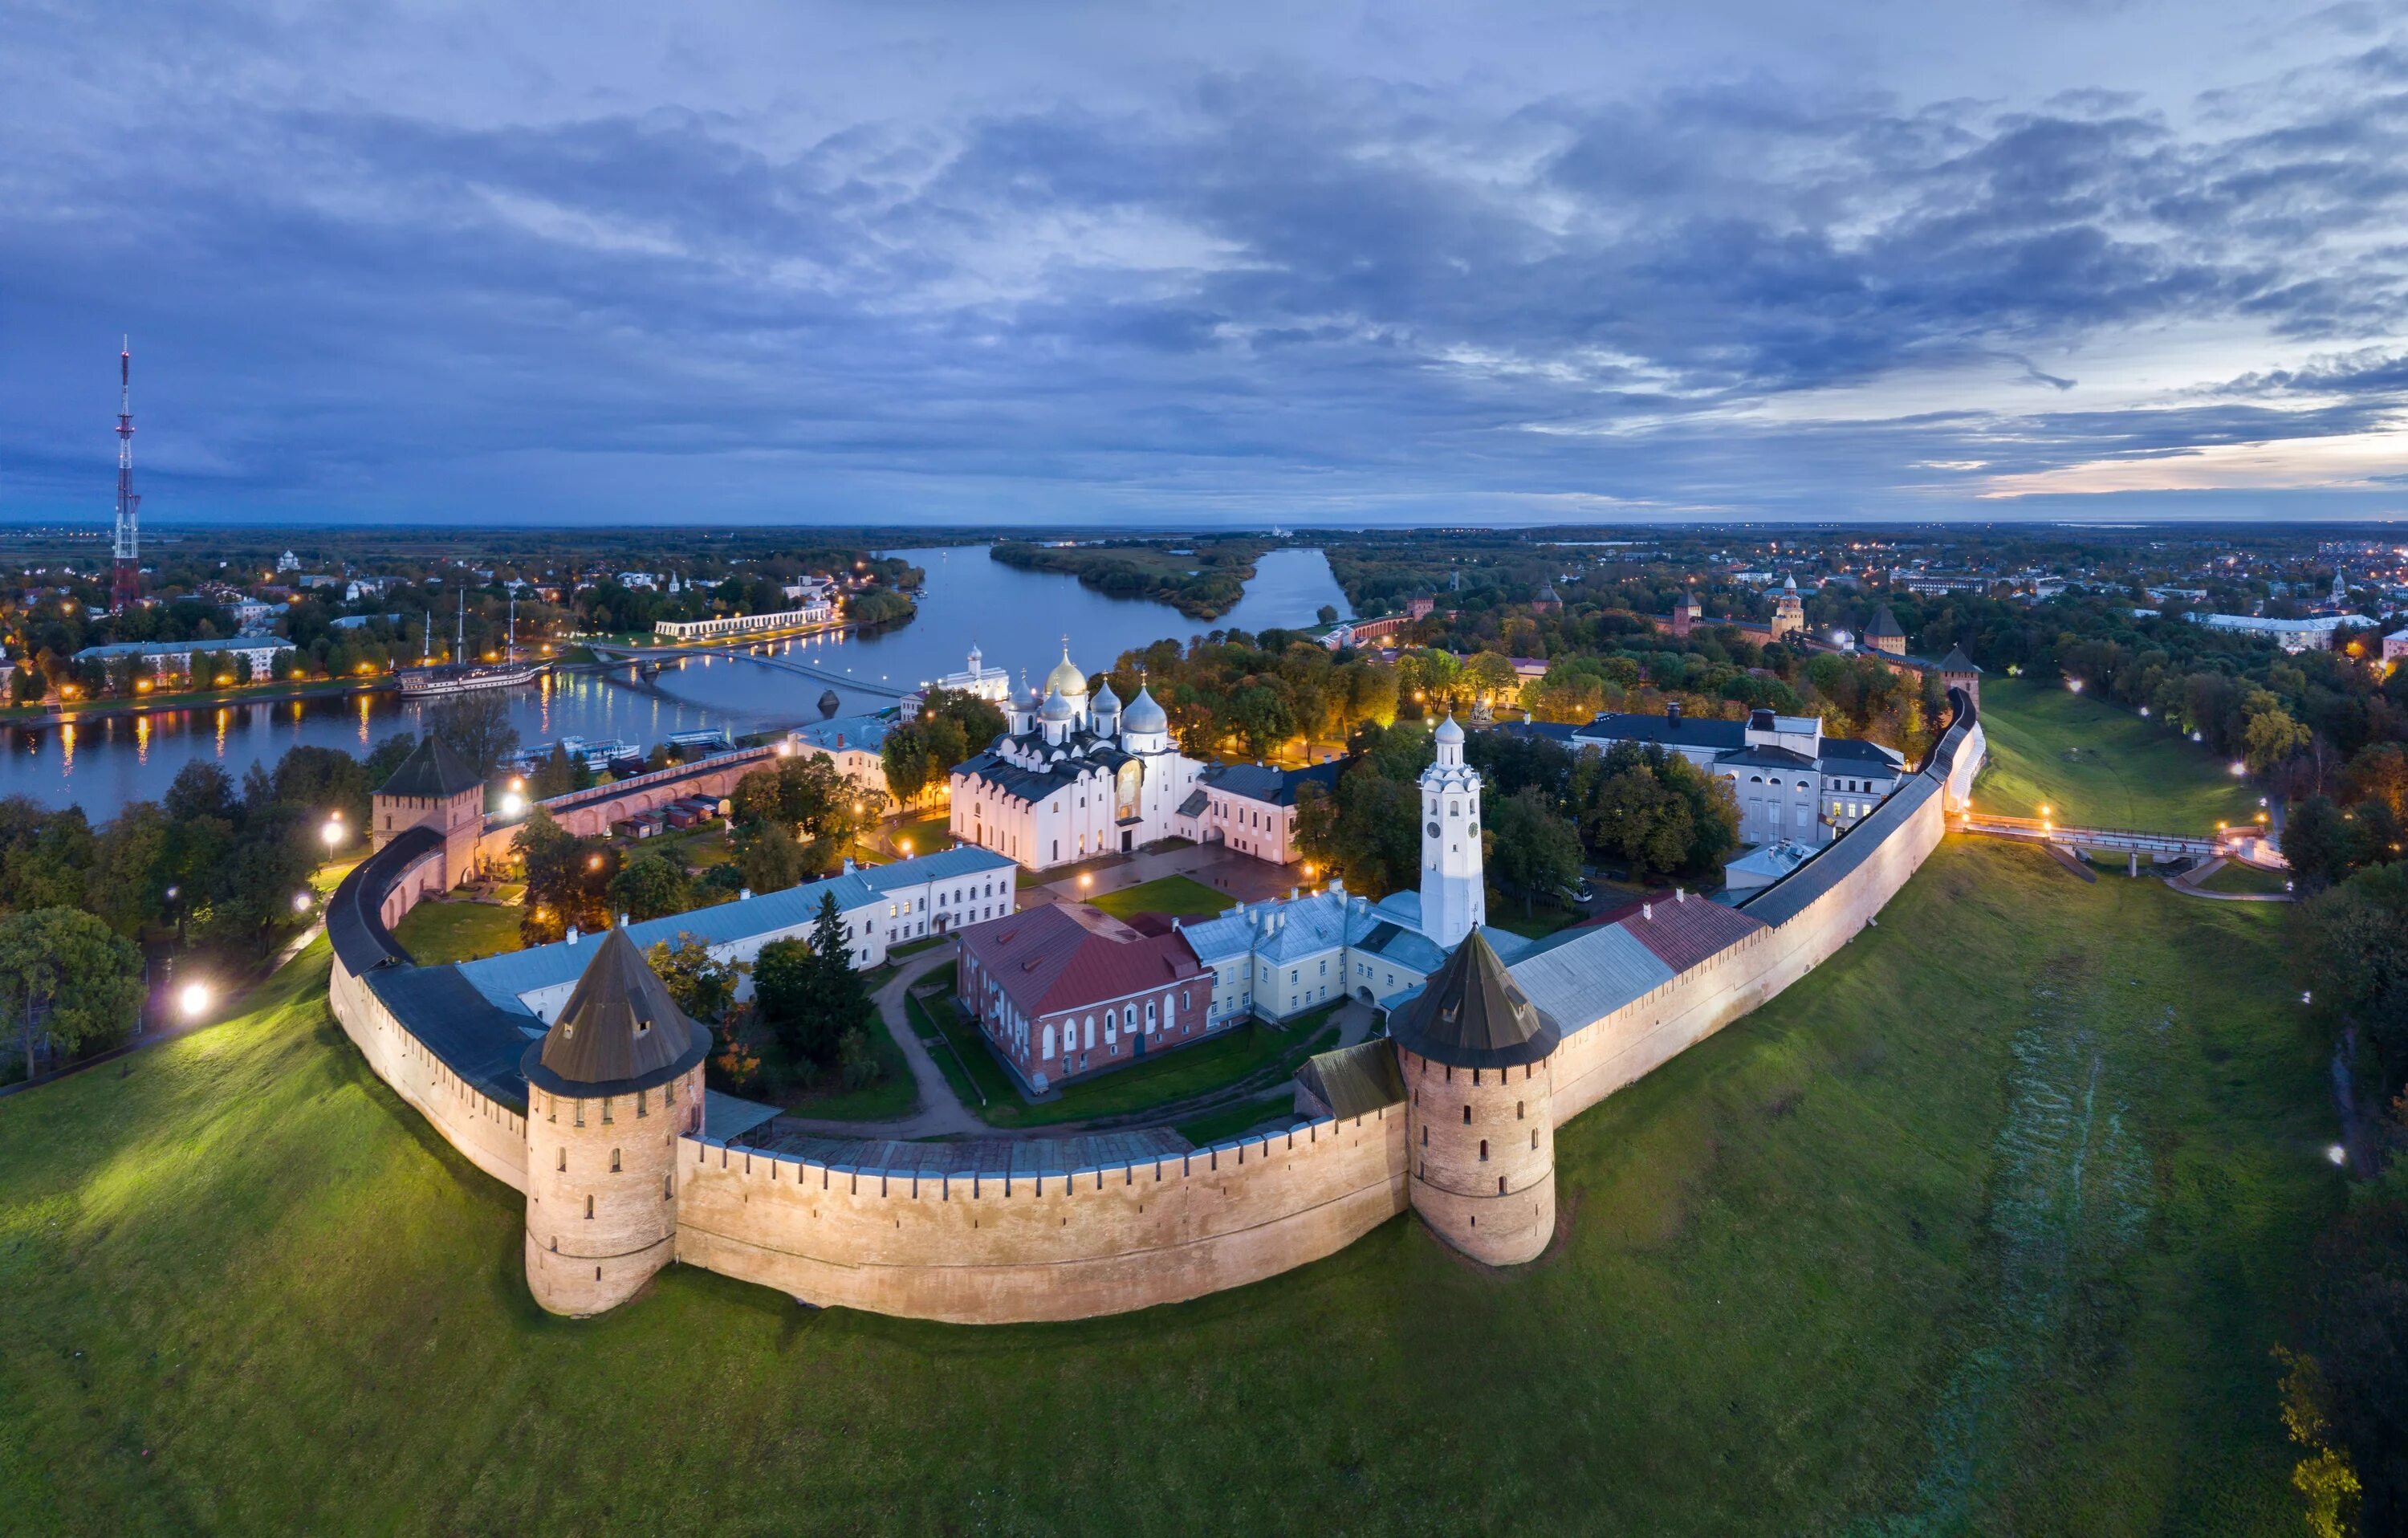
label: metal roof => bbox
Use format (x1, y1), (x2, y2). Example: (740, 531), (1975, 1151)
(376, 734), (485, 800)
(326, 825), (440, 974)
(523, 929), (711, 1097)
(1386, 931), (1563, 1068)
(363, 962), (540, 1113)
(1294, 1040), (1405, 1120)
(1507, 922), (1674, 1035)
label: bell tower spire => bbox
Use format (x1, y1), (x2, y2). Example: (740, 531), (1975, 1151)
(1418, 714), (1485, 948)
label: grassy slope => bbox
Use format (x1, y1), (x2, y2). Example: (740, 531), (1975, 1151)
(1975, 676), (2264, 831)
(388, 900), (523, 966)
(1086, 875), (1235, 921)
(0, 841), (2336, 1534)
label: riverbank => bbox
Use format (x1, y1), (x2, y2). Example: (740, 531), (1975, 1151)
(0, 675), (397, 730)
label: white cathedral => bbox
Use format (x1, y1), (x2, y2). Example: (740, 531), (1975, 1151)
(949, 645), (1202, 868)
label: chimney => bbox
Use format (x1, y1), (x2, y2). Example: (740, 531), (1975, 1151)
(1676, 888), (1686, 903)
(1641, 903), (1652, 921)
(1667, 700), (1682, 723)
(618, 913), (630, 928)
(1290, 886), (1301, 901)
(566, 926), (580, 946)
(738, 887), (754, 901)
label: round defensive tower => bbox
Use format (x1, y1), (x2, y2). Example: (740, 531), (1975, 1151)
(1391, 930), (1561, 1266)
(522, 927), (710, 1316)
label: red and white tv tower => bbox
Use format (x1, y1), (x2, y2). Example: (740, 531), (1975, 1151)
(110, 338), (141, 613)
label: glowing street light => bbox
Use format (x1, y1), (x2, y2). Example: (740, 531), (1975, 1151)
(500, 792), (525, 816)
(292, 891), (313, 913)
(2229, 761), (2247, 777)
(178, 982), (212, 1019)
(321, 816), (345, 853)
(2327, 1144), (2349, 1166)
(898, 838), (913, 856)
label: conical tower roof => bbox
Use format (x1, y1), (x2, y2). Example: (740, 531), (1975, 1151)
(521, 929), (710, 1097)
(1386, 930), (1561, 1069)
(1865, 604), (1904, 639)
(1937, 645), (1981, 673)
(378, 734), (484, 800)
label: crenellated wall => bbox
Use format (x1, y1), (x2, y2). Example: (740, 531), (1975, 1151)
(670, 1109), (1408, 1324)
(323, 692), (1986, 1324)
(329, 949), (530, 1193)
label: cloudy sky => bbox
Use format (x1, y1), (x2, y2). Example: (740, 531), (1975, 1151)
(6, 0), (2408, 527)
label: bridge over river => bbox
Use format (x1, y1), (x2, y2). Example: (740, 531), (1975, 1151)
(587, 641), (913, 699)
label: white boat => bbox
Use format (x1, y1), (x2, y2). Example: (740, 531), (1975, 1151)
(397, 660), (544, 698)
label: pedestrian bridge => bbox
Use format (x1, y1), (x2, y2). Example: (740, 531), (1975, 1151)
(1955, 812), (2245, 861)
(588, 640), (911, 699)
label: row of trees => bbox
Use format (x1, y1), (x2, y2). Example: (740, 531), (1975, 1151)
(643, 893), (879, 1100)
(879, 690), (1007, 805)
(1289, 720), (1743, 907)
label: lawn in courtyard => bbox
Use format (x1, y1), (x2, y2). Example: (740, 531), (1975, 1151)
(0, 838), (2337, 1533)
(1086, 875), (1235, 922)
(1974, 675), (2264, 831)
(388, 898), (523, 965)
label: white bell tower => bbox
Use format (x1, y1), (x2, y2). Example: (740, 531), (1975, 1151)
(1419, 714), (1485, 949)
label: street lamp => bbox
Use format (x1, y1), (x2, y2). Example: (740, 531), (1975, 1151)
(178, 982), (211, 1019)
(321, 815), (345, 854)
(500, 792), (525, 816)
(292, 891), (312, 913)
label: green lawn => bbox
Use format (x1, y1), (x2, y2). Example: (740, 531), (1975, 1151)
(1005, 1011), (1343, 1129)
(388, 898), (523, 965)
(1487, 896), (1588, 941)
(2201, 859), (2294, 897)
(888, 814), (953, 857)
(1975, 676), (2264, 832)
(1086, 875), (1235, 922)
(1174, 1092), (1300, 1148)
(776, 998), (918, 1122)
(0, 840), (2339, 1532)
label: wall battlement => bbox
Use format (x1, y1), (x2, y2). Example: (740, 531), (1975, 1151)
(323, 691), (1985, 1324)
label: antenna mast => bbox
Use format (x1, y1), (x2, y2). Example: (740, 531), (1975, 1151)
(110, 340), (140, 612)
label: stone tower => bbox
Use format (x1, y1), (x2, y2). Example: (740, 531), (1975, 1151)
(1938, 645), (1982, 710)
(1393, 932), (1560, 1265)
(1419, 714), (1484, 949)
(371, 734), (487, 889)
(522, 928), (710, 1316)
(1770, 575), (1806, 641)
(1864, 604), (1906, 657)
(1672, 591), (1702, 637)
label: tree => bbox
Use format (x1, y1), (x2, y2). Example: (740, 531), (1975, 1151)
(364, 731), (419, 791)
(87, 800), (170, 937)
(2246, 705), (2312, 775)
(609, 852), (694, 922)
(426, 692), (520, 782)
(644, 935), (746, 1023)
(737, 828), (805, 894)
(164, 760), (240, 826)
(512, 808), (613, 944)
(750, 892), (872, 1069)
(1487, 787), (1584, 917)
(1461, 651), (1520, 705)
(269, 743), (373, 832)
(0, 907), (144, 1080)
(2286, 796), (2359, 893)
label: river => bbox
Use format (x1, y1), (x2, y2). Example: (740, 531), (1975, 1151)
(0, 545), (1352, 816)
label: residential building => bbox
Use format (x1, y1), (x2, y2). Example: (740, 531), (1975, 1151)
(784, 714), (896, 792)
(1572, 703), (1906, 847)
(956, 903), (1214, 1091)
(74, 635), (296, 682)
(1172, 759), (1344, 865)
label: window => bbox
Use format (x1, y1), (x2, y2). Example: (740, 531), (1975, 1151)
(1479, 1139), (1488, 1162)
(610, 1149), (621, 1172)
(574, 1102), (584, 1128)
(1516, 1101), (1525, 1119)
(1498, 1175), (1507, 1195)
(585, 1194), (594, 1219)
(1531, 1129), (1540, 1150)
(637, 1089), (647, 1118)
(557, 1147), (566, 1171)
(1462, 1104), (1471, 1124)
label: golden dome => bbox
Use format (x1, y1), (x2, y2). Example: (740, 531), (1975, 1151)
(1043, 644), (1088, 700)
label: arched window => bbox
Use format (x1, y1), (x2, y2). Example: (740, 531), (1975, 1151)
(1531, 1129), (1540, 1150)
(1479, 1139), (1488, 1162)
(1042, 1023), (1056, 1059)
(1422, 1125), (1428, 1146)
(556, 1146), (566, 1171)
(1462, 1104), (1471, 1125)
(1498, 1175), (1507, 1195)
(610, 1149), (621, 1172)
(584, 1194), (594, 1219)
(1517, 1101), (1525, 1119)
(1145, 1000), (1157, 1026)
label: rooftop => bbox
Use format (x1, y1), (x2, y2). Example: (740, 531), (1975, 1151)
(376, 734), (485, 800)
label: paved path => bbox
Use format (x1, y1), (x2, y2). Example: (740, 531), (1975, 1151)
(2164, 856), (2293, 902)
(776, 942), (986, 1139)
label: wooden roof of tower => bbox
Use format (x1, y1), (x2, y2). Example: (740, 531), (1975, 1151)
(376, 734), (486, 800)
(520, 928), (711, 1097)
(1385, 930), (1563, 1070)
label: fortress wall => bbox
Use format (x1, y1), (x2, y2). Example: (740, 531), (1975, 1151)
(671, 1108), (1409, 1324)
(328, 953), (529, 1193)
(1549, 777), (1946, 1125)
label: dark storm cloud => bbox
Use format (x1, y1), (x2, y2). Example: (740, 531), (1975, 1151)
(4, 7), (2408, 523)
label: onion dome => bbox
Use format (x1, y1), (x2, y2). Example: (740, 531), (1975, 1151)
(1092, 681), (1121, 715)
(1122, 686), (1169, 734)
(521, 929), (710, 1097)
(1782, 574), (1798, 592)
(1434, 713), (1464, 747)
(1043, 644), (1088, 700)
(1039, 687), (1078, 722)
(1387, 931), (1561, 1070)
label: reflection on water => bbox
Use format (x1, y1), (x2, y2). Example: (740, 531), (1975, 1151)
(0, 544), (1351, 814)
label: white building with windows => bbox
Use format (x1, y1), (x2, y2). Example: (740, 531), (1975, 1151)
(905, 644), (1015, 717)
(452, 845), (1018, 1023)
(1572, 703), (1906, 847)
(1178, 715), (1534, 1023)
(948, 644), (1205, 868)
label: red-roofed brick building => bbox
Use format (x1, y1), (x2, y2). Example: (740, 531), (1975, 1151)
(958, 902), (1217, 1092)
